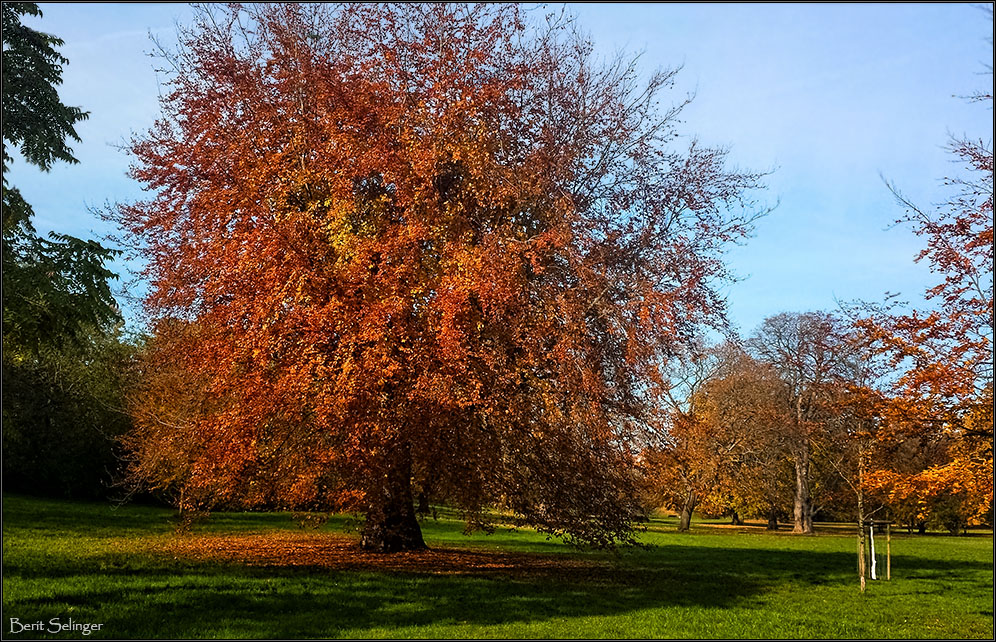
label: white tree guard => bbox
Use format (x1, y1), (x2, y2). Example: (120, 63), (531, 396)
(869, 524), (877, 580)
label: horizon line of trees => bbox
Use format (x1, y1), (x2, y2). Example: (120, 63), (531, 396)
(639, 310), (991, 536)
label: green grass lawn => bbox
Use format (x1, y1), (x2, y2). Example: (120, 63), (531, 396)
(2, 494), (992, 639)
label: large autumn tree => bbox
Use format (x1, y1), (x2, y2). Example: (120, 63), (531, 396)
(694, 345), (795, 529)
(115, 3), (765, 551)
(640, 341), (725, 531)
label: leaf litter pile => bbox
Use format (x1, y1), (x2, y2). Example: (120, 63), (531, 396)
(138, 532), (616, 581)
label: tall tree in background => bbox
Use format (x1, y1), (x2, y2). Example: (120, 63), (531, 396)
(641, 343), (793, 531)
(115, 3), (765, 551)
(857, 10), (993, 529)
(2, 2), (119, 355)
(3, 330), (136, 498)
(640, 342), (723, 532)
(749, 311), (859, 533)
(695, 346), (794, 529)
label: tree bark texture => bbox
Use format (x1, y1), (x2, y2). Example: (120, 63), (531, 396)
(678, 488), (697, 532)
(361, 445), (426, 552)
(766, 507), (779, 531)
(792, 445), (813, 534)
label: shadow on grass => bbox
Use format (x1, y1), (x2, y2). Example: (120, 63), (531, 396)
(5, 536), (993, 639)
(5, 550), (753, 637)
(2, 495), (174, 536)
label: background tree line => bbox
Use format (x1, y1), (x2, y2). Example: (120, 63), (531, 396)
(638, 309), (991, 535)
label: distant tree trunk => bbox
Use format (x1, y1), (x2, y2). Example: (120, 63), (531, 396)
(857, 452), (866, 593)
(416, 491), (430, 516)
(857, 522), (867, 593)
(792, 445), (813, 534)
(677, 488), (697, 532)
(361, 444), (425, 552)
(917, 521), (927, 535)
(730, 510), (742, 526)
(766, 507), (779, 530)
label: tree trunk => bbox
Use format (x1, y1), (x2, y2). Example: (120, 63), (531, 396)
(857, 452), (866, 593)
(730, 510), (742, 526)
(792, 445), (813, 534)
(766, 507), (779, 531)
(858, 523), (866, 593)
(677, 488), (697, 532)
(416, 491), (430, 516)
(361, 445), (425, 552)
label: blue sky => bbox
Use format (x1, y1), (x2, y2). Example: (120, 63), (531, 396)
(6, 3), (993, 335)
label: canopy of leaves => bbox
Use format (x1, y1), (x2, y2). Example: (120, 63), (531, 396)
(1, 2), (120, 357)
(116, 3), (765, 548)
(2, 2), (87, 229)
(643, 328), (864, 528)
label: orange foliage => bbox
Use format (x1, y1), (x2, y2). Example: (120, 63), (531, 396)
(113, 4), (765, 549)
(639, 344), (795, 527)
(856, 33), (993, 526)
(865, 400), (993, 529)
(693, 349), (795, 522)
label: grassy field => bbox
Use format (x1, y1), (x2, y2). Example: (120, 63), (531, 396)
(2, 494), (992, 639)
